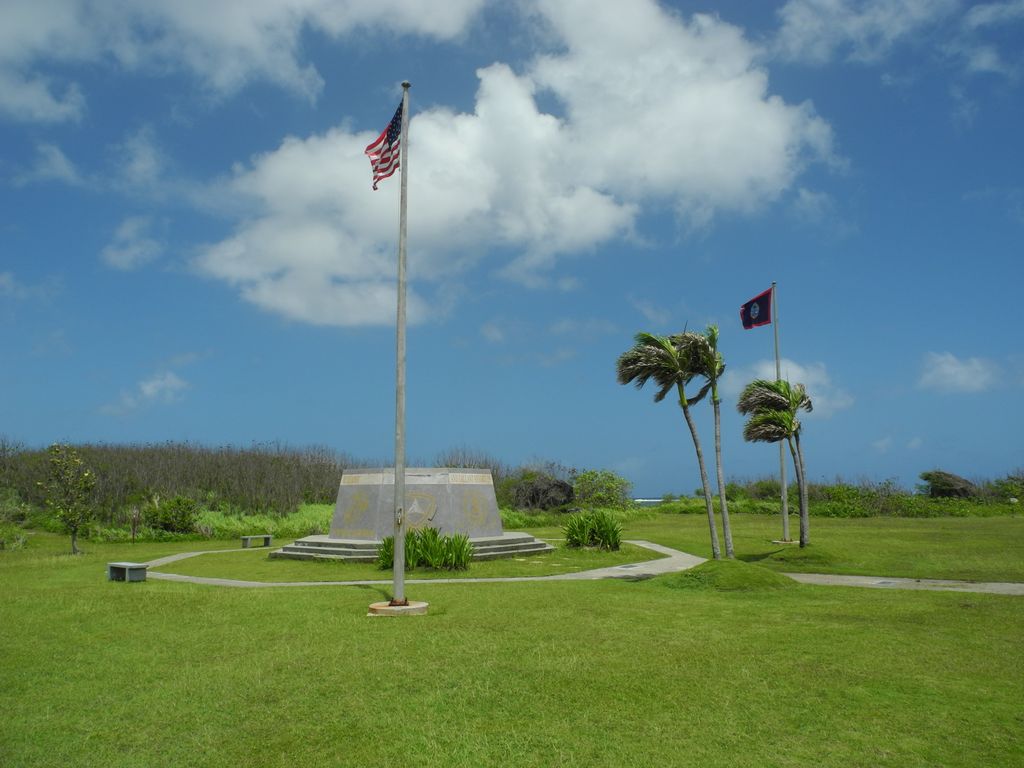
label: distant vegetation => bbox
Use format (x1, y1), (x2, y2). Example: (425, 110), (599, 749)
(0, 436), (1020, 546)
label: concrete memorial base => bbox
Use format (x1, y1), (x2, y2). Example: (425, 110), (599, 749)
(272, 467), (554, 562)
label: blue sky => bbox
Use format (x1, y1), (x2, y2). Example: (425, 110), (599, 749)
(2, 0), (1022, 496)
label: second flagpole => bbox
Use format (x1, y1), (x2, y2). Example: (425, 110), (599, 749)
(772, 280), (791, 543)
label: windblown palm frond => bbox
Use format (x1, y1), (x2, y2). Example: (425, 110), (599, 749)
(742, 410), (799, 444)
(737, 378), (813, 415)
(616, 332), (700, 404)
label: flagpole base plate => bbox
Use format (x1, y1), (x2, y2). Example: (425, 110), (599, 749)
(367, 600), (429, 617)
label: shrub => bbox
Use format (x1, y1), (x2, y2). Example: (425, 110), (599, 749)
(145, 495), (199, 533)
(563, 512), (594, 548)
(562, 509), (621, 551)
(573, 469), (632, 509)
(919, 470), (977, 499)
(0, 522), (27, 551)
(376, 527), (474, 571)
(445, 533), (472, 570)
(498, 469), (574, 510)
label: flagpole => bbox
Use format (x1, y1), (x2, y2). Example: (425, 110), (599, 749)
(772, 281), (790, 542)
(391, 81), (411, 606)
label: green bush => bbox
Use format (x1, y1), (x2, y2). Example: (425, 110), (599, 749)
(0, 522), (27, 551)
(573, 469), (632, 509)
(563, 512), (594, 548)
(376, 528), (474, 571)
(445, 533), (472, 570)
(562, 509), (621, 551)
(145, 495), (199, 533)
(919, 470), (978, 499)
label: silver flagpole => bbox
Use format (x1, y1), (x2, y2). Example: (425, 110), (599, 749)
(772, 281), (790, 542)
(391, 81), (411, 605)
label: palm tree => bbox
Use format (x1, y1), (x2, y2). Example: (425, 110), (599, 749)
(681, 326), (734, 558)
(617, 332), (721, 560)
(737, 379), (813, 547)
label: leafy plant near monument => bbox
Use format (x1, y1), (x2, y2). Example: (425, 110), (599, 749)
(38, 443), (96, 555)
(563, 509), (622, 550)
(376, 527), (473, 571)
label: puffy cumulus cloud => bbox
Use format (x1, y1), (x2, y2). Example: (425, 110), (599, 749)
(101, 217), (163, 271)
(530, 0), (834, 226)
(722, 358), (854, 418)
(197, 2), (834, 326)
(101, 371), (189, 416)
(0, 0), (487, 121)
(918, 351), (999, 393)
(774, 0), (958, 63)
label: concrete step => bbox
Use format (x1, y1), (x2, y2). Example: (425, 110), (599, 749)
(271, 532), (556, 563)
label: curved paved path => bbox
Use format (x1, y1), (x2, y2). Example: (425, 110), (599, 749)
(144, 540), (706, 588)
(144, 542), (1024, 595)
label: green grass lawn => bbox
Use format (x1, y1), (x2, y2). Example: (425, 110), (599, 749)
(621, 512), (1024, 582)
(154, 540), (661, 582)
(2, 517), (1023, 767)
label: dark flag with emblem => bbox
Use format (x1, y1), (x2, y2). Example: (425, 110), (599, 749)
(365, 102), (403, 190)
(740, 288), (772, 329)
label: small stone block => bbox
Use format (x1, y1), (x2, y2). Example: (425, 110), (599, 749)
(367, 600), (429, 617)
(107, 562), (147, 582)
(241, 535), (273, 548)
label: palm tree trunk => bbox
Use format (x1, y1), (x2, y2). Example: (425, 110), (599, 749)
(712, 395), (734, 558)
(794, 432), (810, 548)
(681, 401), (721, 560)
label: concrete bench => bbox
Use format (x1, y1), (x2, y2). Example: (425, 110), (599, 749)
(241, 534), (273, 548)
(108, 562), (148, 582)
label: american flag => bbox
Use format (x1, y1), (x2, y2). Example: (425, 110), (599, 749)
(365, 102), (403, 190)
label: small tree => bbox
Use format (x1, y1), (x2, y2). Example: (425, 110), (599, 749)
(573, 469), (633, 509)
(40, 444), (96, 555)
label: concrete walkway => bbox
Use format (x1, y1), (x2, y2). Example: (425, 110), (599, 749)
(784, 572), (1024, 595)
(143, 542), (1023, 595)
(144, 540), (706, 589)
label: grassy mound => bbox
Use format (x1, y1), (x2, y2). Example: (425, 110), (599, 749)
(758, 545), (838, 569)
(656, 558), (798, 591)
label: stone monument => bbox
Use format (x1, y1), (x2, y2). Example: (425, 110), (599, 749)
(272, 468), (553, 562)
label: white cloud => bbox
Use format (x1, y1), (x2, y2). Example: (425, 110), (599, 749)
(872, 436), (892, 453)
(0, 0), (487, 122)
(195, 1), (834, 326)
(628, 295), (673, 327)
(774, 0), (959, 64)
(549, 317), (618, 338)
(0, 272), (30, 300)
(102, 371), (189, 415)
(964, 0), (1024, 30)
(14, 142), (82, 185)
(775, 0), (1024, 83)
(722, 357), (854, 418)
(480, 323), (505, 343)
(101, 217), (163, 271)
(0, 69), (85, 123)
(114, 127), (165, 189)
(918, 351), (999, 393)
(0, 271), (59, 301)
(907, 436), (923, 450)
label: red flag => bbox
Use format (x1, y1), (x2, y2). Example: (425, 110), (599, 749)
(365, 103), (403, 190)
(740, 288), (772, 329)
